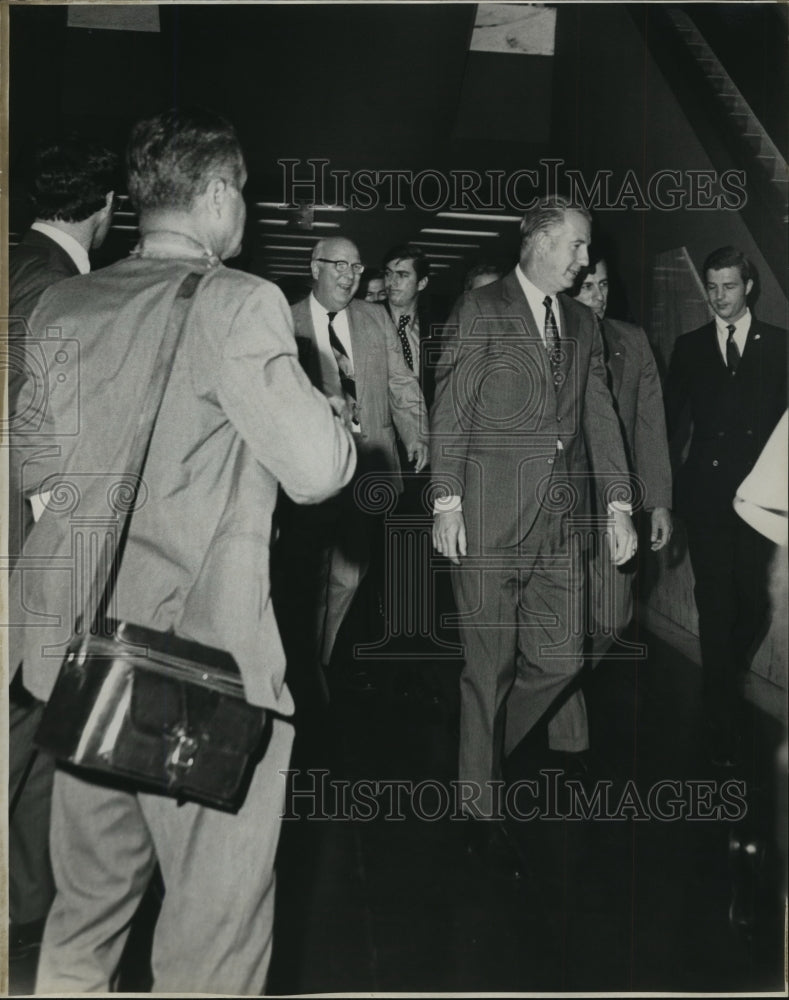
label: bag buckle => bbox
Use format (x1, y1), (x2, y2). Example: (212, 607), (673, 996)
(166, 728), (198, 783)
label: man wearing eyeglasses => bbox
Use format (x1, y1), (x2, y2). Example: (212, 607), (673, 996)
(289, 236), (429, 693)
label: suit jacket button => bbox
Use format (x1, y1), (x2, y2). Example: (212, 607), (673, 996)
(718, 431), (725, 437)
(547, 458), (554, 465)
(746, 429), (753, 435)
(712, 459), (719, 467)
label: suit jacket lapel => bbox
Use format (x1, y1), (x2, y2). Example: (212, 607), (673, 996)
(555, 294), (577, 385)
(739, 318), (762, 372)
(346, 301), (367, 406)
(602, 319), (625, 397)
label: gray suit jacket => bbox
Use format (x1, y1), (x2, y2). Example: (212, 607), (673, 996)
(430, 269), (629, 550)
(291, 295), (427, 493)
(601, 317), (672, 511)
(9, 256), (356, 709)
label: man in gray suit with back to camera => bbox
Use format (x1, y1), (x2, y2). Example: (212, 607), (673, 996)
(430, 196), (636, 863)
(8, 108), (356, 994)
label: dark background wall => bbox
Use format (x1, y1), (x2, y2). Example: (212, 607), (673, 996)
(8, 2), (788, 331)
(551, 3), (788, 335)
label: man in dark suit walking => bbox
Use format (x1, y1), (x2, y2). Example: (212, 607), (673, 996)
(665, 246), (787, 766)
(431, 196), (636, 836)
(6, 136), (117, 958)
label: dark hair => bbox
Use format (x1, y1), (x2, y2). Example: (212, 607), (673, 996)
(571, 254), (607, 296)
(382, 243), (430, 281)
(702, 246), (754, 285)
(464, 261), (504, 291)
(519, 195), (592, 249)
(126, 108), (245, 213)
(30, 136), (119, 222)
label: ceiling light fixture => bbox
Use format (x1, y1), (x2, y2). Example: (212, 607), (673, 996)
(412, 241), (481, 249)
(436, 212), (522, 223)
(421, 228), (500, 238)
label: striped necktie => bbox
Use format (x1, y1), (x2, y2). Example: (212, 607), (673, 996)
(543, 295), (564, 388)
(327, 311), (359, 424)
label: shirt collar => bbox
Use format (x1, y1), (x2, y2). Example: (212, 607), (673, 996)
(515, 265), (562, 333)
(310, 291), (346, 318)
(32, 221), (90, 274)
(714, 308), (751, 338)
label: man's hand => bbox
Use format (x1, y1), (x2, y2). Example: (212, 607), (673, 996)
(409, 441), (429, 473)
(327, 394), (353, 430)
(433, 509), (467, 565)
(650, 506), (673, 551)
(610, 508), (637, 566)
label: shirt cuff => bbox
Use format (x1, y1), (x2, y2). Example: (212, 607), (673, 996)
(434, 494), (463, 514)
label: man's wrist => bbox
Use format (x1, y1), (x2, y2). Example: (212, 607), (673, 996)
(434, 494), (462, 515)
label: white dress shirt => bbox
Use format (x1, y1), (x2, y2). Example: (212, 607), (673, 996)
(31, 221), (91, 275)
(310, 292), (355, 370)
(309, 293), (360, 433)
(514, 264), (562, 342)
(715, 309), (751, 364)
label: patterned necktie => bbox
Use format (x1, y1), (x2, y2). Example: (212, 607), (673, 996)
(327, 311), (359, 423)
(543, 295), (563, 388)
(396, 314), (414, 371)
(726, 323), (740, 374)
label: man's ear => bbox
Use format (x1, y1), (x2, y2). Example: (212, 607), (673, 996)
(417, 276), (428, 294)
(745, 278), (754, 298)
(310, 258), (321, 281)
(205, 177), (229, 216)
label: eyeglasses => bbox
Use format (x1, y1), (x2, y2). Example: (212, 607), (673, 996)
(315, 258), (365, 275)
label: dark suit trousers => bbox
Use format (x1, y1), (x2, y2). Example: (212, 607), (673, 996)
(452, 492), (585, 818)
(685, 511), (774, 733)
(9, 677), (56, 923)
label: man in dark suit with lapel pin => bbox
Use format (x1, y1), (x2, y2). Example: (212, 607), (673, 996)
(7, 136), (117, 959)
(431, 196), (636, 851)
(547, 255), (673, 760)
(665, 246), (787, 766)
(289, 236), (428, 692)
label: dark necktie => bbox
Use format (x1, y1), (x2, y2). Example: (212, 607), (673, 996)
(543, 295), (563, 387)
(726, 323), (740, 374)
(396, 314), (414, 371)
(327, 311), (359, 423)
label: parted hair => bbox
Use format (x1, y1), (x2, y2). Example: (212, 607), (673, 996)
(126, 108), (245, 213)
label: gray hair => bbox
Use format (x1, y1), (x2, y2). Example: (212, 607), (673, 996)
(520, 195), (592, 249)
